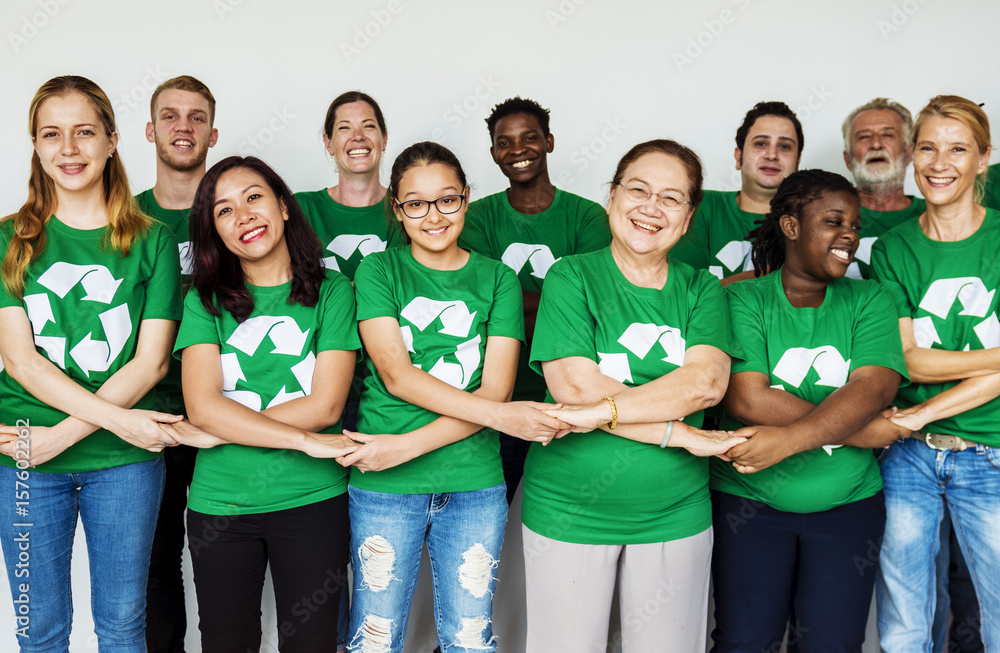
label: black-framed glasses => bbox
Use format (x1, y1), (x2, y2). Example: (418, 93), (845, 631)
(617, 183), (690, 211)
(395, 194), (466, 219)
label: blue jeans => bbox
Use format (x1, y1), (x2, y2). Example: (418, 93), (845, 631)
(347, 483), (507, 653)
(876, 436), (1000, 652)
(0, 458), (165, 653)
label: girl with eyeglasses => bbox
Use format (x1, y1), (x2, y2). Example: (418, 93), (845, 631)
(340, 141), (567, 653)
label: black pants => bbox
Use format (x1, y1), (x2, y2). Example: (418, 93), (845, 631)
(187, 494), (350, 653)
(146, 445), (198, 653)
(710, 490), (886, 653)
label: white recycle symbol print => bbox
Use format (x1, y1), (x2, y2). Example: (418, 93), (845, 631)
(772, 346), (851, 455)
(913, 277), (999, 349)
(501, 243), (559, 280)
(709, 240), (754, 280)
(845, 237), (877, 280)
(322, 234), (387, 272)
(25, 262), (131, 377)
(399, 297), (481, 389)
(222, 316), (313, 411)
(597, 322), (686, 384)
(178, 242), (194, 276)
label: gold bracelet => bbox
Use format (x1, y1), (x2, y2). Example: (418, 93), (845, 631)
(603, 395), (618, 430)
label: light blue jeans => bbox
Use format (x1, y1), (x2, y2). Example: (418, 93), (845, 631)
(0, 459), (165, 653)
(876, 436), (1000, 652)
(347, 483), (507, 653)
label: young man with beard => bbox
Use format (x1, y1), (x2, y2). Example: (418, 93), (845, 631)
(137, 75), (218, 653)
(841, 98), (925, 279)
(460, 96), (610, 504)
(671, 101), (802, 285)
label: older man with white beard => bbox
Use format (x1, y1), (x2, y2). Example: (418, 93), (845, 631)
(842, 98), (925, 279)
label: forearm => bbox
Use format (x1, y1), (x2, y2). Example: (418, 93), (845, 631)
(383, 363), (512, 430)
(187, 393), (312, 451)
(785, 377), (896, 451)
(899, 372), (1000, 429)
(261, 394), (345, 433)
(838, 416), (906, 449)
(904, 346), (1000, 383)
(724, 386), (816, 427)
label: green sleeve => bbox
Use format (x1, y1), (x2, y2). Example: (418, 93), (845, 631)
(353, 254), (395, 321)
(849, 283), (910, 383)
(529, 259), (597, 373)
(669, 209), (711, 269)
(458, 201), (492, 258)
(726, 282), (767, 374)
(317, 274), (362, 352)
(684, 270), (734, 354)
(173, 290), (220, 357)
(487, 264), (525, 342)
(869, 238), (910, 318)
(141, 225), (183, 321)
(575, 200), (611, 254)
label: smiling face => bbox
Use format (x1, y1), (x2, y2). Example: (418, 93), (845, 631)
(323, 100), (386, 176)
(393, 162), (468, 261)
(33, 92), (117, 198)
(845, 108), (911, 191)
(782, 190), (861, 282)
(607, 152), (694, 257)
(736, 115), (800, 193)
(913, 115), (991, 209)
(212, 166), (290, 274)
(490, 112), (554, 185)
(146, 89), (218, 173)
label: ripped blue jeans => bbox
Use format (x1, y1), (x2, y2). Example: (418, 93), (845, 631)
(347, 483), (506, 653)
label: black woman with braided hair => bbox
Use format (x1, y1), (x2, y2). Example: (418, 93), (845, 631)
(708, 169), (909, 651)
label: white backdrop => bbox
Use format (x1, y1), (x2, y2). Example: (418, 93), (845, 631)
(2, 0), (999, 650)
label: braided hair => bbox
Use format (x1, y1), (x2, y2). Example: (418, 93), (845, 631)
(748, 169), (859, 276)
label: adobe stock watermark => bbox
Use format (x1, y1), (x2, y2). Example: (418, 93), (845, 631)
(544, 0), (589, 30)
(112, 65), (170, 121)
(8, 0), (74, 54)
(237, 107), (295, 157)
(877, 0), (932, 41)
(427, 75), (502, 144)
(793, 84), (833, 123)
(340, 0), (405, 63)
(673, 0), (754, 73)
(552, 116), (629, 189)
(213, 0), (247, 21)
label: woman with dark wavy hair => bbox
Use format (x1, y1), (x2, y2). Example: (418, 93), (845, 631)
(168, 155), (361, 652)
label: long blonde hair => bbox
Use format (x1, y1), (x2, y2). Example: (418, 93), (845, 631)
(1, 76), (151, 299)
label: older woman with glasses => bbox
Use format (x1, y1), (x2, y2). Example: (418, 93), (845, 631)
(522, 139), (744, 652)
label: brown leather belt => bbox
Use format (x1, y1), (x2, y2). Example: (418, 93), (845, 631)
(911, 431), (978, 452)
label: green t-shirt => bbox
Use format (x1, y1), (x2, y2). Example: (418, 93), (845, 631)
(136, 188), (191, 414)
(983, 163), (1000, 211)
(352, 247), (523, 494)
(671, 190), (763, 280)
(295, 189), (403, 283)
(871, 209), (1000, 445)
(174, 274), (361, 515)
(460, 188), (610, 402)
(524, 248), (733, 545)
(711, 271), (907, 513)
(847, 196), (926, 280)
(0, 216), (182, 473)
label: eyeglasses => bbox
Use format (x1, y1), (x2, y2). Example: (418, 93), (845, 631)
(617, 183), (690, 211)
(395, 194), (466, 219)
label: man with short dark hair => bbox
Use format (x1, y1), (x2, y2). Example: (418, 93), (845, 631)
(671, 101), (802, 285)
(460, 96), (610, 504)
(137, 74), (218, 653)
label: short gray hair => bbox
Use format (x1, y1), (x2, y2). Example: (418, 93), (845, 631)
(842, 98), (913, 152)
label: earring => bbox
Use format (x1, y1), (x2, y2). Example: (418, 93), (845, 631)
(108, 152), (114, 159)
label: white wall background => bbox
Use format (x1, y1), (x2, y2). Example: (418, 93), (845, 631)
(2, 0), (999, 650)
